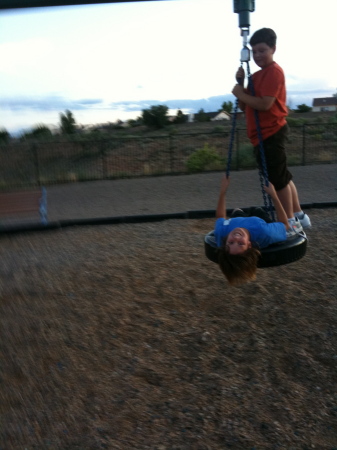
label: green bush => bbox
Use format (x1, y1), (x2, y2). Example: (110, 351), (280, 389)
(166, 125), (177, 135)
(194, 109), (210, 122)
(287, 153), (302, 166)
(0, 128), (10, 144)
(322, 132), (335, 140)
(294, 104), (312, 113)
(212, 126), (229, 136)
(173, 109), (187, 124)
(60, 110), (76, 135)
(307, 126), (324, 135)
(186, 144), (222, 172)
(142, 105), (169, 129)
(237, 143), (256, 168)
(286, 117), (306, 127)
(20, 124), (53, 141)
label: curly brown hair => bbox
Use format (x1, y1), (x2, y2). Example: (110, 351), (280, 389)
(217, 237), (261, 286)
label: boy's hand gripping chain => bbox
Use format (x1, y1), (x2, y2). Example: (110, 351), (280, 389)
(228, 0), (275, 220)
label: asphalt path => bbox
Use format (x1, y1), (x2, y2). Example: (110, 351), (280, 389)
(45, 164), (337, 222)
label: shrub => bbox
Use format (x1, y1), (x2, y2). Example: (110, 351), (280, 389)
(237, 143), (256, 168)
(294, 104), (312, 113)
(186, 144), (222, 172)
(166, 125), (177, 135)
(142, 105), (169, 129)
(287, 153), (302, 166)
(307, 126), (324, 135)
(173, 110), (187, 124)
(220, 101), (233, 114)
(212, 126), (229, 135)
(60, 110), (76, 135)
(286, 117), (306, 127)
(20, 124), (53, 141)
(0, 128), (10, 144)
(322, 132), (335, 141)
(194, 109), (210, 122)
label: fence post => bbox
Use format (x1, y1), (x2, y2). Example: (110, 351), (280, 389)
(301, 123), (306, 166)
(101, 141), (107, 179)
(31, 143), (41, 187)
(236, 129), (240, 170)
(169, 134), (174, 173)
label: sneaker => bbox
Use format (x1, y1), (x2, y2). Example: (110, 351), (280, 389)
(231, 208), (245, 218)
(288, 217), (303, 234)
(249, 206), (273, 223)
(286, 227), (297, 239)
(296, 213), (311, 229)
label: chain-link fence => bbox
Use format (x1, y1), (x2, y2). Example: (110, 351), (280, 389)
(0, 123), (336, 190)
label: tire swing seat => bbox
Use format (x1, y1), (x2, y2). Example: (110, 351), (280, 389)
(204, 230), (307, 268)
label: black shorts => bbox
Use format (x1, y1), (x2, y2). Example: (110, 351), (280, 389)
(253, 124), (293, 191)
(231, 207), (273, 223)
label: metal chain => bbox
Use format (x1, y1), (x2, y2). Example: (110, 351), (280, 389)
(226, 61), (276, 221)
(226, 98), (239, 177)
(246, 62), (275, 221)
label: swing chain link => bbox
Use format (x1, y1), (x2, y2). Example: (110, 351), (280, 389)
(246, 62), (276, 221)
(226, 99), (239, 178)
(226, 61), (275, 222)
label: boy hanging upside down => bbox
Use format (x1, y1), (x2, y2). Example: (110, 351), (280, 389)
(214, 175), (304, 286)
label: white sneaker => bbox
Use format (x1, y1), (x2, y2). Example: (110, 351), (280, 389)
(286, 228), (297, 239)
(296, 213), (311, 229)
(288, 217), (303, 234)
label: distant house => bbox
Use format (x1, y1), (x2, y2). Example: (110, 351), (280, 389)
(312, 97), (337, 112)
(188, 111), (231, 122)
(211, 111), (231, 121)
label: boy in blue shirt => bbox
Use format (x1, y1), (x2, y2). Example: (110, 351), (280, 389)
(214, 175), (303, 285)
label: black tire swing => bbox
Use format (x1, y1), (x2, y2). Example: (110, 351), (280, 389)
(205, 230), (307, 268)
(204, 60), (307, 268)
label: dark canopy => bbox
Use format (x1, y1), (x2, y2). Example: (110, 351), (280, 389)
(0, 0), (161, 10)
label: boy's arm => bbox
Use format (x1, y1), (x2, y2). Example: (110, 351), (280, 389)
(232, 84), (275, 111)
(216, 175), (230, 218)
(238, 98), (246, 112)
(264, 183), (290, 229)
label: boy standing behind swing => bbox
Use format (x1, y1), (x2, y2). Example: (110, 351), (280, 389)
(231, 27), (311, 229)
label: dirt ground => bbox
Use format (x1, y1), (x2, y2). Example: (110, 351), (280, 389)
(1, 205), (337, 449)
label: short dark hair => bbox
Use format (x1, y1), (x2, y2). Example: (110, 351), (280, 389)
(250, 28), (277, 48)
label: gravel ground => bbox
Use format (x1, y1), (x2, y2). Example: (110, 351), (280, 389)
(0, 165), (337, 449)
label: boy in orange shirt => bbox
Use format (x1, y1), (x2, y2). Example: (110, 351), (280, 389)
(232, 28), (311, 229)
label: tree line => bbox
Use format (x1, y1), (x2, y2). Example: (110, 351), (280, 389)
(0, 96), (330, 144)
(0, 110), (77, 143)
(0, 102), (233, 143)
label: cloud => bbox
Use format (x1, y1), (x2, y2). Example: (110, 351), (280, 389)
(0, 95), (104, 111)
(287, 88), (333, 96)
(110, 95), (236, 114)
(2, 89), (326, 121)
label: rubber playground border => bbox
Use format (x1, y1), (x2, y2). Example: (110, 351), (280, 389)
(1, 201), (336, 235)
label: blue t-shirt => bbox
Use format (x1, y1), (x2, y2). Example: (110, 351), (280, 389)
(214, 217), (287, 249)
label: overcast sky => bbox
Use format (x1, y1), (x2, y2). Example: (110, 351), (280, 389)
(0, 0), (336, 135)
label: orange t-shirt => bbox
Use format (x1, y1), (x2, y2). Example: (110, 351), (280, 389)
(245, 62), (288, 146)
